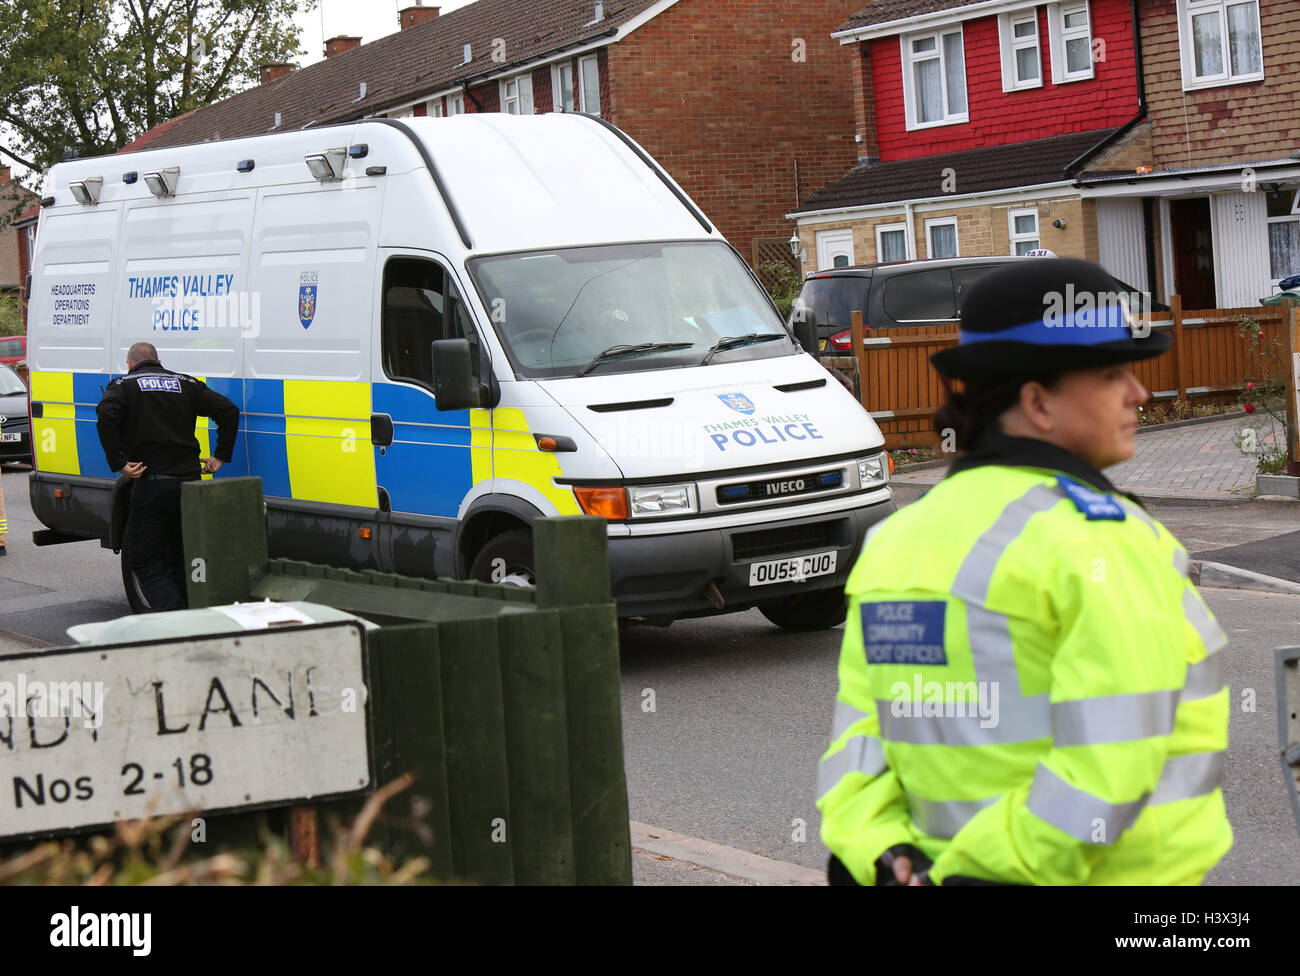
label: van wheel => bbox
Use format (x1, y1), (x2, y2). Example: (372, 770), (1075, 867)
(120, 542), (154, 615)
(759, 586), (846, 631)
(469, 529), (536, 588)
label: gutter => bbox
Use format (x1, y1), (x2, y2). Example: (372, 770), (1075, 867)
(1063, 0), (1147, 177)
(788, 179), (1077, 221)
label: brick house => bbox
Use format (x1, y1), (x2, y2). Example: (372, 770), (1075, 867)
(1075, 0), (1300, 308)
(790, 0), (1151, 288)
(2, 166), (39, 332)
(116, 0), (858, 271)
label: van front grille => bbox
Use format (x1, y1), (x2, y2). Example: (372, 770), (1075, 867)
(731, 521), (838, 561)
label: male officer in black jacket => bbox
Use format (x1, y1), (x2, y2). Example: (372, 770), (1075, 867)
(97, 342), (240, 611)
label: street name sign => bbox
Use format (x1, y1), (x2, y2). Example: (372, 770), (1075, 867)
(0, 620), (371, 841)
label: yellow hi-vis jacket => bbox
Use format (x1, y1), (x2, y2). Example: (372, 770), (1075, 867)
(817, 454), (1232, 885)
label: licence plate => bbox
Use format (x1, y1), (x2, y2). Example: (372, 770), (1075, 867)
(0, 433), (19, 442)
(749, 550), (837, 586)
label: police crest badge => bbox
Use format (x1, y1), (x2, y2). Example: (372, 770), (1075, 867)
(298, 272), (319, 330)
(718, 392), (756, 415)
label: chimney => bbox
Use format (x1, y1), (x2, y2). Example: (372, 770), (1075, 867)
(260, 62), (295, 85)
(399, 3), (440, 30)
(0, 164), (9, 185)
(324, 36), (362, 58)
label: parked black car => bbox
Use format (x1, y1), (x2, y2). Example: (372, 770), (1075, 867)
(0, 363), (32, 465)
(789, 255), (1167, 354)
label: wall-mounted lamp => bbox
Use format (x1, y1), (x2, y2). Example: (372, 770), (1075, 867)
(69, 177), (103, 206)
(788, 232), (801, 258)
(305, 149), (348, 181)
(143, 167), (179, 198)
(1052, 218), (1068, 229)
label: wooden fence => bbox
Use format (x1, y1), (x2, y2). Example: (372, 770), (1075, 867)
(826, 298), (1300, 449)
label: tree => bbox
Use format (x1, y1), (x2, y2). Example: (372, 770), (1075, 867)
(0, 0), (314, 180)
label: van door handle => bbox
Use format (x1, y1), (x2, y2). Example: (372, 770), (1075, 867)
(371, 413), (394, 448)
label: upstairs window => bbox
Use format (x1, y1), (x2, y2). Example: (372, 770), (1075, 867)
(447, 93), (466, 116)
(1048, 2), (1095, 83)
(1000, 11), (1043, 91)
(500, 73), (534, 114)
(579, 55), (601, 116)
(1177, 0), (1263, 90)
(553, 62), (576, 111)
(902, 28), (968, 130)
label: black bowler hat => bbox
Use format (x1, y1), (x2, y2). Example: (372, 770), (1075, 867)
(930, 258), (1171, 380)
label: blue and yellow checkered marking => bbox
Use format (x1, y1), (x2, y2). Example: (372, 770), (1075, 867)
(30, 371), (578, 518)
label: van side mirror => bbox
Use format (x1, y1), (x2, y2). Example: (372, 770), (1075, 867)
(432, 338), (487, 411)
(789, 302), (818, 354)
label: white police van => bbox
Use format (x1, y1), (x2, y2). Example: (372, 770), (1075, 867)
(25, 113), (894, 628)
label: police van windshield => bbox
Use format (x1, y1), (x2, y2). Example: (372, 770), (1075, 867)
(468, 241), (792, 379)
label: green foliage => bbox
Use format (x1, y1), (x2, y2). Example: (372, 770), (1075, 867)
(0, 0), (315, 181)
(759, 260), (803, 321)
(1237, 317), (1290, 474)
(0, 294), (24, 337)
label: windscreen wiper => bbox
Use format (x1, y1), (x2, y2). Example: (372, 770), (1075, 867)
(576, 342), (695, 377)
(699, 333), (786, 366)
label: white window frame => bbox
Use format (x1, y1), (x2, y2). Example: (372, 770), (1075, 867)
(579, 55), (601, 116)
(925, 217), (960, 259)
(1176, 0), (1264, 91)
(901, 27), (969, 131)
(999, 11), (1043, 91)
(1266, 189), (1300, 283)
(428, 99), (444, 118)
(1009, 208), (1041, 255)
(876, 223), (910, 263)
(500, 72), (534, 115)
(552, 61), (576, 112)
(1047, 2), (1095, 84)
(447, 93), (466, 116)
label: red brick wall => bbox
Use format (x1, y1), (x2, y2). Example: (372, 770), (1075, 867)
(870, 0), (1139, 161)
(1143, 0), (1300, 168)
(606, 0), (857, 257)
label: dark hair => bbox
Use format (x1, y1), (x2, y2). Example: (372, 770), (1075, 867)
(933, 373), (1063, 451)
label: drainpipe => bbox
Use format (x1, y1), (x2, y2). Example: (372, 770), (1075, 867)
(905, 200), (917, 260)
(1063, 0), (1148, 176)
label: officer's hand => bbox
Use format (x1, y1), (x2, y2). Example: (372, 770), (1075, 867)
(122, 462), (146, 479)
(201, 458), (223, 474)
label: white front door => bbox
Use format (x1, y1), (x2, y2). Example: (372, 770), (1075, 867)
(815, 229), (855, 270)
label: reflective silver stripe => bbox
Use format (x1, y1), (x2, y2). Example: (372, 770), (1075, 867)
(1121, 498), (1161, 538)
(1026, 763), (1146, 844)
(951, 484), (1063, 605)
(830, 699), (870, 740)
(1052, 690), (1180, 746)
(1172, 547), (1190, 577)
(1182, 651), (1226, 701)
(817, 734), (887, 799)
(1149, 750), (1225, 806)
(1027, 750), (1226, 844)
(907, 792), (998, 840)
(1182, 587), (1228, 654)
(877, 693), (1049, 746)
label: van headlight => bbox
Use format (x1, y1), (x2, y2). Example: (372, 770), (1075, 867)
(628, 483), (698, 517)
(857, 454), (889, 488)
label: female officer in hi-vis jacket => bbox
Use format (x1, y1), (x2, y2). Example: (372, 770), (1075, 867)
(817, 258), (1231, 886)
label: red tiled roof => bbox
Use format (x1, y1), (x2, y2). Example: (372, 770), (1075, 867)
(793, 128), (1120, 213)
(839, 0), (995, 34)
(138, 0), (661, 151)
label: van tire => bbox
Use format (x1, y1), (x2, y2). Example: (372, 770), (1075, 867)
(759, 586), (846, 631)
(120, 542), (154, 615)
(469, 529), (536, 588)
